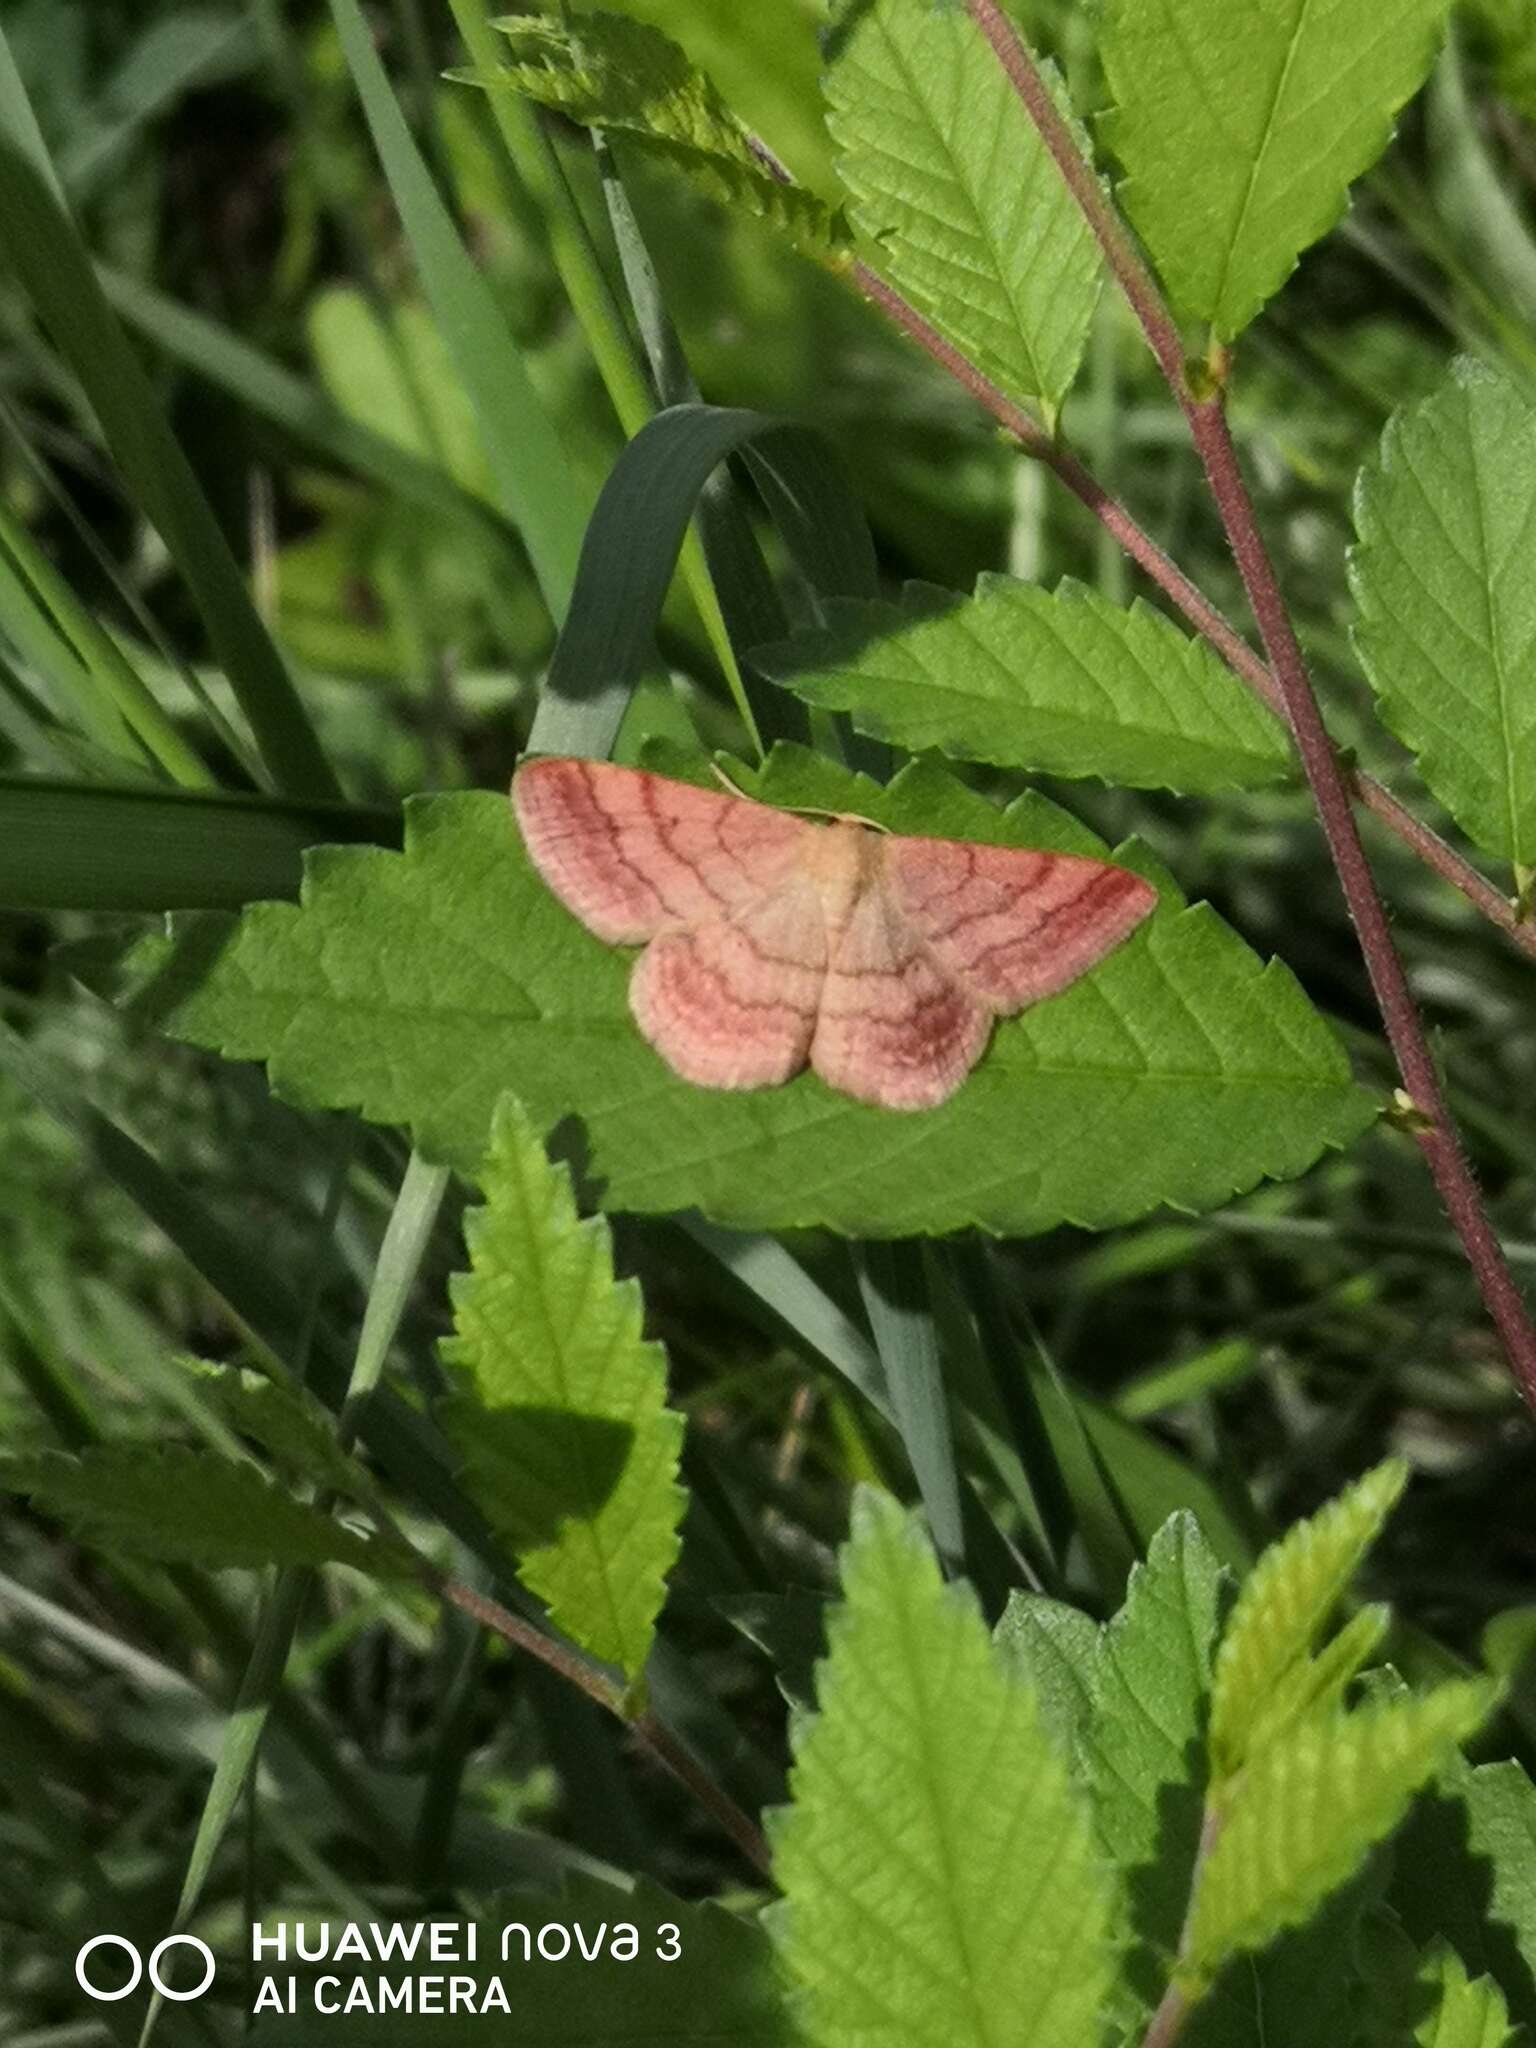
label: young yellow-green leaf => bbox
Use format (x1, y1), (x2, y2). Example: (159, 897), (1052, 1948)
(770, 1489), (1118, 2048)
(825, 0), (1102, 419)
(1241, 1602), (1391, 1764)
(758, 575), (1293, 794)
(176, 1359), (384, 1511)
(1083, 1514), (1227, 1999)
(145, 750), (1374, 1240)
(1182, 1680), (1497, 1991)
(1414, 1944), (1517, 2048)
(439, 1096), (685, 1680)
(1351, 360), (1536, 870)
(466, 12), (845, 254)
(1100, 0), (1451, 340)
(0, 1446), (390, 1574)
(1209, 1460), (1407, 1781)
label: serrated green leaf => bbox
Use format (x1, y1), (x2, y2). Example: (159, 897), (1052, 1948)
(758, 575), (1293, 794)
(1209, 1460), (1408, 1781)
(1100, 0), (1451, 340)
(1351, 359), (1536, 869)
(250, 1874), (796, 2044)
(1392, 1756), (1536, 2034)
(439, 1096), (685, 1679)
(994, 1591), (1100, 1757)
(147, 749), (1374, 1239)
(825, 0), (1102, 418)
(467, 12), (844, 253)
(0, 1446), (391, 1574)
(174, 1359), (384, 1511)
(770, 1488), (1118, 2048)
(1415, 1944), (1518, 2048)
(1183, 1680), (1498, 1991)
(1084, 1514), (1227, 1998)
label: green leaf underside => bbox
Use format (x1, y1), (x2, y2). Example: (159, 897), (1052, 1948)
(993, 1592), (1100, 1758)
(439, 1099), (685, 1680)
(1085, 1515), (1227, 1980)
(770, 1489), (1116, 2048)
(1351, 360), (1536, 868)
(1100, 0), (1450, 340)
(1208, 1460), (1407, 1780)
(149, 748), (1374, 1238)
(759, 576), (1292, 794)
(250, 1875), (796, 2044)
(1413, 1945), (1518, 2048)
(470, 12), (844, 253)
(0, 1446), (386, 1573)
(1183, 1682), (1497, 1989)
(824, 0), (1102, 417)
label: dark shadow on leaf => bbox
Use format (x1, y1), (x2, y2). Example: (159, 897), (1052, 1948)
(440, 1400), (635, 1551)
(821, 0), (884, 66)
(750, 581), (965, 695)
(545, 1112), (604, 1212)
(1112, 1566), (1235, 2010)
(1390, 1776), (1536, 2034)
(121, 909), (239, 1029)
(1122, 1749), (1210, 2009)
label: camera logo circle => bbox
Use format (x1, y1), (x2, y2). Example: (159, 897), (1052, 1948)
(76, 1935), (216, 2004)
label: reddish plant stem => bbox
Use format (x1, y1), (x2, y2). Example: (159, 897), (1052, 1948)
(961, 0), (1536, 1409)
(1136, 1800), (1222, 2048)
(966, 0), (1185, 384)
(850, 260), (1536, 962)
(1139, 1981), (1192, 2048)
(1192, 406), (1536, 1406)
(434, 1573), (772, 1877)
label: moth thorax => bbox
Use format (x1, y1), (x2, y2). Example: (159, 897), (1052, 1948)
(797, 817), (880, 927)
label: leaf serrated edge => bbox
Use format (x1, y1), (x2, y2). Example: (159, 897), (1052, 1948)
(1208, 1458), (1408, 1780)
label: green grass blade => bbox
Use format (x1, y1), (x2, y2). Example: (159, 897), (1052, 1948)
(0, 536), (143, 767)
(138, 1155), (443, 2048)
(0, 62), (339, 798)
(855, 1243), (964, 1571)
(535, 404), (876, 758)
(60, 13), (257, 201)
(329, 0), (587, 621)
(0, 20), (61, 200)
(0, 780), (398, 912)
(0, 495), (213, 788)
(341, 1150), (451, 1442)
(450, 0), (770, 752)
(98, 266), (526, 569)
(0, 1016), (509, 1590)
